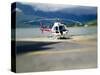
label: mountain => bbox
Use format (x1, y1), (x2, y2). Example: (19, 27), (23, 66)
(11, 2), (97, 28)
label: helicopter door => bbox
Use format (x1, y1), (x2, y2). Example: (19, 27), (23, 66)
(59, 26), (66, 35)
(55, 26), (59, 33)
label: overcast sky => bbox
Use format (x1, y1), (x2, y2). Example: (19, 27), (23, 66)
(20, 2), (81, 12)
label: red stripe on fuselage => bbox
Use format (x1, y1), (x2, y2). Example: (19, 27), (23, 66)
(41, 28), (51, 32)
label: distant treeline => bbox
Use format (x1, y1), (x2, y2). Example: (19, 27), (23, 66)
(86, 19), (97, 26)
(14, 19), (97, 28)
(65, 19), (97, 27)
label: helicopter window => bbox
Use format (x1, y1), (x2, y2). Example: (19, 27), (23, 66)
(59, 26), (66, 31)
(54, 26), (59, 33)
(54, 26), (58, 31)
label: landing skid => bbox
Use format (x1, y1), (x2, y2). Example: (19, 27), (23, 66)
(57, 36), (70, 39)
(48, 35), (71, 40)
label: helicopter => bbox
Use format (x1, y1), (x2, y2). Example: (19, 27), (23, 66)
(40, 20), (69, 39)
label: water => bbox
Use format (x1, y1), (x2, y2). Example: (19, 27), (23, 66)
(68, 26), (97, 35)
(12, 26), (97, 39)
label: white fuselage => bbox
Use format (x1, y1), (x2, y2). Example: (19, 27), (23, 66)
(51, 22), (68, 37)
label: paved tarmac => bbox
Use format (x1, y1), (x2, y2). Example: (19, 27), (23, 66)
(16, 38), (97, 73)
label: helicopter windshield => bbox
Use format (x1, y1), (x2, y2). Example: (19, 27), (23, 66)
(59, 26), (66, 31)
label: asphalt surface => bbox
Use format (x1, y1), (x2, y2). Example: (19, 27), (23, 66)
(16, 39), (97, 73)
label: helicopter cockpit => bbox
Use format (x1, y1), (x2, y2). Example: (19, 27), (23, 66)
(51, 22), (69, 38)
